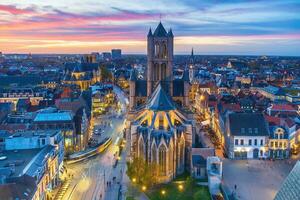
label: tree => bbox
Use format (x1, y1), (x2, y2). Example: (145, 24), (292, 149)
(127, 157), (159, 187)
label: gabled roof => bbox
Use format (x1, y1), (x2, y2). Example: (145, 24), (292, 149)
(147, 84), (175, 111)
(228, 113), (269, 136)
(153, 22), (167, 37)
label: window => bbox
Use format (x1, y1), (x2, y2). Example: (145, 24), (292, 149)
(254, 139), (257, 146)
(275, 142), (278, 148)
(260, 139), (263, 146)
(235, 139), (239, 145)
(248, 139), (252, 146)
(248, 128), (252, 134)
(240, 139), (244, 145)
(41, 139), (45, 145)
(270, 141), (274, 147)
(159, 145), (167, 175)
(241, 128), (245, 134)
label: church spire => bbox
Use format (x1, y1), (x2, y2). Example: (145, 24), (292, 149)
(148, 28), (153, 37)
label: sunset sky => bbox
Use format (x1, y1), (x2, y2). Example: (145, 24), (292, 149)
(0, 0), (300, 55)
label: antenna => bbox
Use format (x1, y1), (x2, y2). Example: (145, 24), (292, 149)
(159, 13), (162, 22)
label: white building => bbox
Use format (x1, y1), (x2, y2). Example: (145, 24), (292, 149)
(225, 113), (269, 159)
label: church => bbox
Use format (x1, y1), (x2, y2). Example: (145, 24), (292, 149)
(128, 22), (195, 183)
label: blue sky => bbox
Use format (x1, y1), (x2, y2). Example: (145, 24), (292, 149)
(0, 0), (299, 55)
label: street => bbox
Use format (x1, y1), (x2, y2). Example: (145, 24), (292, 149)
(61, 86), (128, 200)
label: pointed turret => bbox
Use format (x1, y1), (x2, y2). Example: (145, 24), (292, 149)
(153, 22), (167, 37)
(147, 28), (153, 37)
(167, 28), (174, 37)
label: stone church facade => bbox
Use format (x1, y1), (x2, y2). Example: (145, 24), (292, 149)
(128, 22), (195, 183)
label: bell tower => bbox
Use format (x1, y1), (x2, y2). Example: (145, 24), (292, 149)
(147, 22), (173, 97)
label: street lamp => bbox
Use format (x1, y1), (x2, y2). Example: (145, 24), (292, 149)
(132, 178), (136, 183)
(161, 190), (166, 195)
(142, 186), (147, 192)
(178, 184), (183, 191)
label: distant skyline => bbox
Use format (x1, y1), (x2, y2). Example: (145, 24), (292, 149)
(0, 0), (300, 56)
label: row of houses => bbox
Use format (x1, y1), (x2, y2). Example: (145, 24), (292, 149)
(194, 89), (300, 159)
(0, 130), (64, 200)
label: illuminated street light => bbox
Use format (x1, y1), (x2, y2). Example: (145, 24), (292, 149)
(132, 178), (136, 183)
(142, 185), (147, 191)
(178, 184), (183, 191)
(161, 190), (166, 195)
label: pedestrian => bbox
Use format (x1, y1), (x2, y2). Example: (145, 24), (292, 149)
(234, 184), (237, 190)
(100, 194), (102, 199)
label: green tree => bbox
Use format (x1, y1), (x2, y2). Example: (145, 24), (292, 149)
(127, 157), (159, 187)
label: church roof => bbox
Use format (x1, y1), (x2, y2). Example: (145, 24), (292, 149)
(153, 22), (167, 37)
(275, 161), (300, 200)
(147, 83), (175, 111)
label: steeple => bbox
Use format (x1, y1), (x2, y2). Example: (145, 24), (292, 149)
(147, 28), (153, 37)
(191, 48), (194, 57)
(153, 22), (167, 37)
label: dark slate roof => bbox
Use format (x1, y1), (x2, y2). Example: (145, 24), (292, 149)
(228, 113), (269, 136)
(275, 161), (300, 200)
(153, 22), (167, 37)
(192, 155), (206, 166)
(0, 75), (42, 87)
(147, 84), (175, 111)
(173, 80), (184, 97)
(135, 80), (147, 97)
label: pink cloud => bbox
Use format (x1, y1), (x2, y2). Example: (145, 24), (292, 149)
(0, 4), (33, 15)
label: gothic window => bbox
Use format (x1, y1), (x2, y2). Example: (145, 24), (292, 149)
(162, 43), (167, 58)
(159, 145), (167, 175)
(152, 144), (157, 163)
(169, 142), (173, 173)
(179, 138), (185, 168)
(139, 138), (145, 158)
(155, 44), (160, 57)
(159, 114), (164, 129)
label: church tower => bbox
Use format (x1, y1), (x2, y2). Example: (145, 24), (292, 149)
(189, 48), (195, 83)
(147, 22), (174, 97)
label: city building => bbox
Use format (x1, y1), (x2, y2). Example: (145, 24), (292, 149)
(102, 52), (111, 61)
(63, 54), (101, 91)
(225, 113), (269, 159)
(0, 145), (61, 200)
(111, 49), (122, 60)
(268, 126), (289, 159)
(0, 87), (45, 111)
(32, 108), (77, 154)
